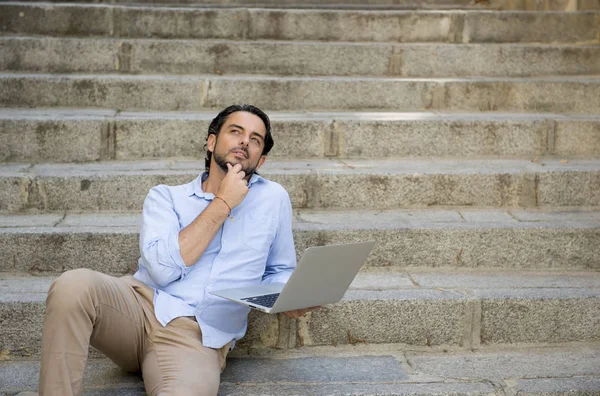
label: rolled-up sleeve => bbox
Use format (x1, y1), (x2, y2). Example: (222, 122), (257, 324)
(139, 185), (187, 287)
(262, 191), (296, 284)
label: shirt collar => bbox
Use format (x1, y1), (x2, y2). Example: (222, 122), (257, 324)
(188, 172), (266, 199)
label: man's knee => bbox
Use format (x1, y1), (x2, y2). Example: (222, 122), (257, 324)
(47, 268), (101, 310)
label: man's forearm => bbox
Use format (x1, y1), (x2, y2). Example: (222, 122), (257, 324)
(178, 199), (230, 267)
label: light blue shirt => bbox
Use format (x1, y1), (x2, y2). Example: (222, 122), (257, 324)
(133, 172), (296, 349)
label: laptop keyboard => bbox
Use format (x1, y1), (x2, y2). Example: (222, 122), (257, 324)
(241, 293), (280, 308)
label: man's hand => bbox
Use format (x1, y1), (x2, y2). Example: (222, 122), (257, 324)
(282, 306), (320, 319)
(217, 163), (249, 209)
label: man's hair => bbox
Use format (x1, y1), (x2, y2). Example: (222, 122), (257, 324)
(204, 104), (274, 173)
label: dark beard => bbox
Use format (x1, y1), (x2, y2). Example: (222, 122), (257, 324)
(213, 148), (259, 176)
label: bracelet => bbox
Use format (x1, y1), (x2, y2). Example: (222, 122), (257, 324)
(214, 196), (234, 220)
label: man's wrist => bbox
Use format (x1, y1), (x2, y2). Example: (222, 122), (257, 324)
(213, 196), (234, 220)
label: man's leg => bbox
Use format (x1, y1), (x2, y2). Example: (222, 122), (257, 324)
(39, 269), (147, 396)
(141, 317), (229, 396)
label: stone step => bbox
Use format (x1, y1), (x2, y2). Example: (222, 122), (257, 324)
(1, 209), (598, 273)
(1, 74), (599, 113)
(3, 37), (600, 78)
(2, 110), (599, 163)
(1, 0), (599, 11)
(1, 345), (599, 395)
(1, 4), (598, 44)
(1, 159), (600, 212)
(1, 270), (599, 357)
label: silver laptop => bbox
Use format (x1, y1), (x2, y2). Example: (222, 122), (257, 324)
(209, 241), (375, 314)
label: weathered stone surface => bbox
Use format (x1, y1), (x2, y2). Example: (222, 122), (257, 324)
(537, 171), (600, 206)
(3, 273), (599, 357)
(0, 37), (118, 74)
(0, 3), (112, 37)
(115, 117), (324, 160)
(1, 209), (599, 273)
(0, 175), (24, 212)
(0, 298), (45, 356)
(2, 0), (598, 11)
(512, 377), (600, 396)
(462, 11), (600, 43)
(9, 111), (600, 162)
(203, 77), (440, 111)
(2, 348), (599, 395)
(1, 159), (599, 211)
(4, 37), (599, 77)
(408, 346), (600, 379)
(0, 118), (107, 163)
(444, 78), (600, 114)
(0, 228), (140, 274)
(2, 73), (599, 113)
(222, 355), (407, 382)
(311, 171), (523, 208)
(0, 0), (478, 8)
(391, 44), (600, 77)
(489, 0), (600, 11)
(235, 310), (280, 351)
(0, 359), (143, 395)
(130, 39), (392, 77)
(218, 382), (497, 396)
(411, 270), (600, 289)
(554, 119), (600, 157)
(476, 288), (600, 344)
(299, 289), (467, 347)
(114, 7), (249, 40)
(337, 117), (552, 158)
(0, 74), (206, 111)
(2, 4), (598, 43)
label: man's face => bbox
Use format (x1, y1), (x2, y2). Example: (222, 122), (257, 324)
(208, 111), (268, 176)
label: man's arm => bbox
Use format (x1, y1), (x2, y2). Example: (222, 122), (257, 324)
(139, 164), (248, 287)
(262, 189), (296, 285)
(179, 163), (249, 266)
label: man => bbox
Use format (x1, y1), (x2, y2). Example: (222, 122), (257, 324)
(33, 105), (315, 396)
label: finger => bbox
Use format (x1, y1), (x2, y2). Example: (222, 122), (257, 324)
(226, 163), (232, 172)
(233, 163), (243, 173)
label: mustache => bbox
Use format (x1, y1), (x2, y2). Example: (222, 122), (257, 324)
(229, 146), (248, 156)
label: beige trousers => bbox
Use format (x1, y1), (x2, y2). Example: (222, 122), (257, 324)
(39, 269), (230, 396)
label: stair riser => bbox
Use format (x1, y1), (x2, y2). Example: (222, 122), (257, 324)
(2, 0), (599, 11)
(1, 227), (598, 273)
(1, 76), (599, 113)
(2, 117), (599, 163)
(3, 38), (600, 78)
(1, 5), (598, 43)
(2, 169), (600, 212)
(1, 292), (598, 357)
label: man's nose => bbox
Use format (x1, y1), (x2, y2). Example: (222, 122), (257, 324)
(239, 134), (249, 146)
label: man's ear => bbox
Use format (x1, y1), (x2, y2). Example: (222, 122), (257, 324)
(255, 155), (267, 170)
(207, 134), (216, 153)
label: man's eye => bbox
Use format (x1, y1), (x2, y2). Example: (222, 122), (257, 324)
(252, 138), (260, 143)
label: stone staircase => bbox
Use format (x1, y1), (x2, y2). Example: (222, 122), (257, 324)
(1, 0), (599, 394)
